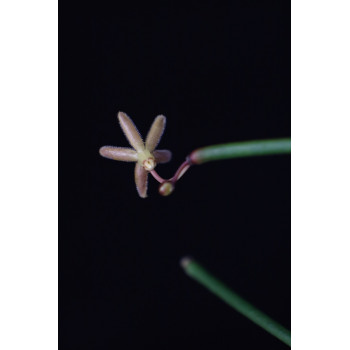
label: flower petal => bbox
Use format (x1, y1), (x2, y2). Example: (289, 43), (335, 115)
(99, 146), (138, 162)
(145, 115), (166, 152)
(134, 163), (148, 198)
(118, 112), (144, 152)
(153, 149), (172, 164)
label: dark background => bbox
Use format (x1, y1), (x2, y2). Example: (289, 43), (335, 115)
(60, 1), (290, 349)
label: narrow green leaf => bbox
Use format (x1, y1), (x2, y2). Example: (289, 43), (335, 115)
(190, 138), (291, 164)
(181, 257), (291, 347)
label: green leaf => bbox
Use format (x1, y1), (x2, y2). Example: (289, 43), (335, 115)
(181, 257), (291, 347)
(190, 138), (291, 164)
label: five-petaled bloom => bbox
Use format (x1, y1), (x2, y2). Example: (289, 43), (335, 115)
(99, 112), (172, 198)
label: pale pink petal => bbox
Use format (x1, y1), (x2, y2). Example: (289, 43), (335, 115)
(99, 146), (138, 162)
(145, 115), (166, 152)
(118, 112), (144, 152)
(153, 149), (172, 164)
(134, 163), (148, 198)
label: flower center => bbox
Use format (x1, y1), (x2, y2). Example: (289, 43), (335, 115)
(143, 157), (156, 171)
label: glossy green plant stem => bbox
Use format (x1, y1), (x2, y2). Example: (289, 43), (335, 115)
(181, 258), (291, 347)
(190, 138), (291, 164)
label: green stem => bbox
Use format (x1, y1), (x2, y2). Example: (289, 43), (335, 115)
(189, 138), (291, 164)
(180, 257), (291, 347)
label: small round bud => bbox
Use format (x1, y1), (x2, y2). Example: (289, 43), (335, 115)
(159, 181), (174, 196)
(143, 157), (156, 171)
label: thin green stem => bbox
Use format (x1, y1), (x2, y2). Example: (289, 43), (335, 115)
(190, 138), (291, 164)
(180, 257), (291, 347)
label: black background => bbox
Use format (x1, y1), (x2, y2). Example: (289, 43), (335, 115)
(60, 1), (290, 349)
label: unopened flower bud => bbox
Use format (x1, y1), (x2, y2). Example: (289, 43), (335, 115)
(159, 181), (174, 196)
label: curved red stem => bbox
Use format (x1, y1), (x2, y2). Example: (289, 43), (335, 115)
(149, 157), (193, 184)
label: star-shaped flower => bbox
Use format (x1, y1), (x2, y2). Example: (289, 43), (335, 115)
(99, 112), (172, 198)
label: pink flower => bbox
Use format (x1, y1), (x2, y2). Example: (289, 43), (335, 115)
(99, 112), (172, 198)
